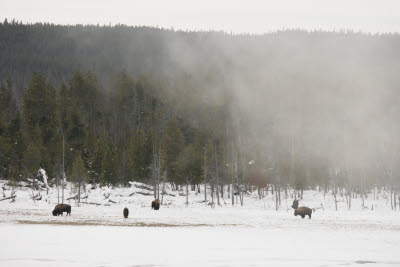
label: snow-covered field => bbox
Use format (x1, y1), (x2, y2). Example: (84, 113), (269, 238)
(1, 181), (399, 266)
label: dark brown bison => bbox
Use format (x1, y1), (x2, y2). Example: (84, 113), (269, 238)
(152, 199), (160, 210)
(294, 206), (313, 219)
(123, 207), (129, 218)
(52, 204), (71, 216)
(291, 199), (299, 209)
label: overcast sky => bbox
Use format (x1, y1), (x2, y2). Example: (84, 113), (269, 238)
(2, 0), (400, 33)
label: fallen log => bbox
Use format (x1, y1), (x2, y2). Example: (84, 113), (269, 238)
(81, 202), (112, 206)
(67, 195), (78, 200)
(84, 202), (102, 206)
(130, 191), (153, 196)
(162, 192), (176, 197)
(0, 196), (15, 202)
(129, 182), (153, 191)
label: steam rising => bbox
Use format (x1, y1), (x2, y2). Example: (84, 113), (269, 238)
(160, 31), (400, 186)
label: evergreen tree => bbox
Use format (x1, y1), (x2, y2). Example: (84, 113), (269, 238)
(23, 74), (57, 174)
(23, 142), (42, 179)
(69, 71), (100, 132)
(6, 113), (25, 181)
(126, 128), (153, 183)
(0, 79), (14, 123)
(71, 154), (86, 204)
(162, 118), (184, 184)
(115, 70), (136, 142)
(0, 135), (10, 180)
(101, 145), (117, 186)
(89, 138), (105, 184)
(177, 144), (203, 186)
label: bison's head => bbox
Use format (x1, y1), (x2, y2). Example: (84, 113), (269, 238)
(294, 210), (298, 216)
(52, 210), (57, 216)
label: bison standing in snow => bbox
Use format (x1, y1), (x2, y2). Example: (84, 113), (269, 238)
(123, 207), (129, 218)
(294, 206), (313, 219)
(152, 199), (160, 210)
(52, 204), (71, 216)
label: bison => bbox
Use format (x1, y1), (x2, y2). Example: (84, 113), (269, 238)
(152, 199), (160, 210)
(294, 206), (313, 219)
(291, 199), (299, 209)
(123, 207), (129, 218)
(52, 204), (71, 216)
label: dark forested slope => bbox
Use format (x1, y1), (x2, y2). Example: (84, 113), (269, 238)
(1, 19), (400, 194)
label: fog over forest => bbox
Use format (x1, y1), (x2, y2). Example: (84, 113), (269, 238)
(1, 20), (400, 194)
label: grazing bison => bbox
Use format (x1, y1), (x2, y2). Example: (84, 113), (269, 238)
(152, 199), (160, 210)
(123, 207), (129, 218)
(294, 206), (313, 219)
(52, 204), (71, 216)
(291, 199), (299, 209)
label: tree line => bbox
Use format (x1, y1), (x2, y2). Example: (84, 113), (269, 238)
(1, 20), (400, 209)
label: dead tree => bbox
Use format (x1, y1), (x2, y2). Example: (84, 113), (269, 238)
(161, 170), (167, 205)
(214, 140), (220, 206)
(204, 144), (207, 204)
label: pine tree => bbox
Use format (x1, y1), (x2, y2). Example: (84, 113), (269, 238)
(127, 128), (153, 183)
(0, 135), (10, 180)
(23, 74), (58, 174)
(71, 154), (86, 205)
(177, 144), (203, 186)
(58, 82), (70, 133)
(6, 112), (25, 181)
(23, 142), (42, 179)
(89, 138), (105, 184)
(0, 79), (14, 123)
(162, 118), (184, 184)
(115, 70), (136, 142)
(101, 145), (117, 186)
(69, 71), (100, 132)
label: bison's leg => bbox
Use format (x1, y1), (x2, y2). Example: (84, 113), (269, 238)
(308, 213), (312, 219)
(301, 215), (305, 219)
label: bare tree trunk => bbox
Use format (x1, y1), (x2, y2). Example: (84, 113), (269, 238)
(391, 186), (393, 210)
(214, 140), (220, 206)
(285, 186), (288, 200)
(334, 186), (338, 211)
(57, 172), (60, 204)
(275, 184), (279, 211)
(78, 180), (81, 207)
(231, 184), (234, 206)
(161, 170), (166, 205)
(62, 134), (65, 204)
(278, 186), (281, 206)
(156, 148), (161, 200)
(153, 149), (157, 199)
(398, 189), (400, 212)
(204, 144), (207, 204)
(186, 178), (189, 206)
(211, 184), (214, 203)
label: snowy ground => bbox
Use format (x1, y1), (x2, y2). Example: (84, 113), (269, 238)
(0, 181), (399, 266)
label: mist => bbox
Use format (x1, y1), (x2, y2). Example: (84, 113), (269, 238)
(157, 30), (400, 188)
(1, 21), (400, 190)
